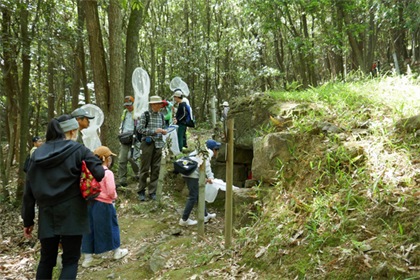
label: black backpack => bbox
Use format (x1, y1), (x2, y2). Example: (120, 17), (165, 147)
(185, 104), (195, 128)
(173, 156), (198, 176)
(23, 154), (31, 173)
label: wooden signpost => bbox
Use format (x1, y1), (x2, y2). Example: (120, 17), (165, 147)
(225, 119), (234, 248)
(198, 163), (206, 237)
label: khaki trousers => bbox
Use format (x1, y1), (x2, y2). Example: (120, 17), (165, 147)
(117, 142), (140, 184)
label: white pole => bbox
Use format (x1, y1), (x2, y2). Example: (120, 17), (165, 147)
(211, 96), (216, 128)
(393, 53), (400, 75)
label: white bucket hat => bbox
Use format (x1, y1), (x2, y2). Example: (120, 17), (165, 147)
(222, 101), (229, 106)
(149, 95), (163, 104)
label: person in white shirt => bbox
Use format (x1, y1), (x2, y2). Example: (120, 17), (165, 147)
(179, 139), (220, 226)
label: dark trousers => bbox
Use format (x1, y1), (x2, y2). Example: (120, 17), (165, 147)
(177, 124), (187, 151)
(183, 129), (187, 148)
(36, 235), (82, 280)
(182, 177), (208, 221)
(138, 140), (162, 195)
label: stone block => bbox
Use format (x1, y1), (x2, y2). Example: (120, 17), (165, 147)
(252, 132), (294, 184)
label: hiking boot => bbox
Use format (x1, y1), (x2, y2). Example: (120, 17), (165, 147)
(179, 218), (197, 226)
(149, 193), (156, 200)
(82, 258), (103, 268)
(205, 213), (216, 223)
(113, 248), (128, 260)
(138, 192), (146, 201)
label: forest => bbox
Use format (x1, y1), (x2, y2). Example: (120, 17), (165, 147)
(1, 0), (420, 213)
(3, 1), (420, 279)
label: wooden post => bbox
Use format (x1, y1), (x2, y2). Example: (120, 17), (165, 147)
(156, 152), (166, 204)
(198, 162), (206, 237)
(225, 119), (234, 248)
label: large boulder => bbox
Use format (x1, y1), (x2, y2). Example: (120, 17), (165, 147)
(229, 94), (277, 149)
(229, 94), (309, 149)
(215, 143), (253, 164)
(252, 132), (294, 184)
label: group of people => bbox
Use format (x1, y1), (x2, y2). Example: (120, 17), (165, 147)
(21, 88), (229, 279)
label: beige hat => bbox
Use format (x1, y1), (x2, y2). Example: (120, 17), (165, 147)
(94, 146), (117, 161)
(149, 95), (163, 104)
(172, 89), (183, 98)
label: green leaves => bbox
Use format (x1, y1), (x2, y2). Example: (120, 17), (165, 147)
(131, 0), (142, 11)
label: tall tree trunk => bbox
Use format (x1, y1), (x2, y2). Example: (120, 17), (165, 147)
(2, 7), (18, 183)
(48, 61), (55, 119)
(335, 4), (344, 77)
(302, 13), (317, 86)
(17, 0), (34, 200)
(367, 3), (378, 73)
(394, 0), (408, 62)
(338, 0), (366, 73)
(274, 28), (286, 88)
(150, 38), (156, 93)
(160, 48), (166, 97)
(184, 0), (191, 88)
(125, 0), (150, 97)
(0, 142), (9, 201)
(36, 43), (42, 135)
(72, 52), (81, 110)
(71, 0), (86, 109)
(85, 0), (110, 145)
(108, 0), (124, 154)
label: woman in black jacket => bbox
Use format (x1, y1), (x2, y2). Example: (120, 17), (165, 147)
(22, 115), (105, 280)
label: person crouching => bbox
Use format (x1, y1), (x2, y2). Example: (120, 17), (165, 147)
(179, 139), (220, 226)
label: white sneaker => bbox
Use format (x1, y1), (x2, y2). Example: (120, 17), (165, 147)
(179, 218), (197, 226)
(82, 258), (103, 268)
(205, 213), (216, 223)
(113, 248), (128, 260)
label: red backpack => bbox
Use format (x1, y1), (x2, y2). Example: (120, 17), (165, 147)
(80, 161), (101, 200)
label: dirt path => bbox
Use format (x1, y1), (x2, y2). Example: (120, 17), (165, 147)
(1, 178), (263, 280)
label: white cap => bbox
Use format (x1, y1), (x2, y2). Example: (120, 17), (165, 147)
(222, 101), (229, 106)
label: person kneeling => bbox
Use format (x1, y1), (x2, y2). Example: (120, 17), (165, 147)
(179, 139), (220, 226)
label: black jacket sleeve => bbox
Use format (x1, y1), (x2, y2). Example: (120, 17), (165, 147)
(82, 147), (105, 183)
(176, 102), (187, 124)
(21, 179), (36, 228)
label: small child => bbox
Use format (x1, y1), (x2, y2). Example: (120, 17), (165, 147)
(81, 146), (128, 268)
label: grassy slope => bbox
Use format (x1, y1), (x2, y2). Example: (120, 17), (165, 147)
(238, 73), (420, 279)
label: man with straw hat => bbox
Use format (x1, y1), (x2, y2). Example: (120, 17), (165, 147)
(137, 96), (167, 201)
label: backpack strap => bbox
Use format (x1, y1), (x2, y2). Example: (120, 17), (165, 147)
(144, 111), (150, 128)
(120, 109), (128, 131)
(160, 112), (165, 128)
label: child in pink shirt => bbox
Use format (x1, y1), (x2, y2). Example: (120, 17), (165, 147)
(81, 146), (128, 268)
